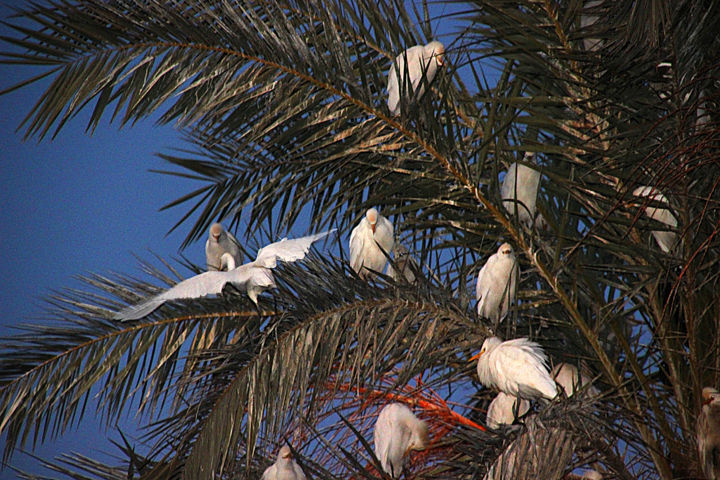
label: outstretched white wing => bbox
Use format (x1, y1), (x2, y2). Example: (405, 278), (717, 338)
(254, 230), (335, 268)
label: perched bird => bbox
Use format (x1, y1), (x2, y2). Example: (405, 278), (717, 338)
(349, 208), (394, 278)
(486, 391), (530, 429)
(114, 230), (334, 321)
(552, 362), (599, 398)
(632, 186), (678, 254)
(374, 403), (429, 478)
(205, 223), (242, 271)
(387, 244), (418, 283)
(476, 243), (519, 325)
(387, 41), (445, 116)
(472, 336), (557, 401)
(261, 445), (306, 480)
(580, 0), (603, 51)
(697, 387), (720, 480)
(500, 155), (546, 229)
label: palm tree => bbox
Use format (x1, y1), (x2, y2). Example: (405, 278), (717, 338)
(1, 0), (719, 479)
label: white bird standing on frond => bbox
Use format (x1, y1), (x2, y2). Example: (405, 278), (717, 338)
(205, 222), (242, 271)
(486, 391), (530, 429)
(552, 362), (599, 398)
(114, 230), (334, 321)
(472, 336), (558, 401)
(387, 41), (445, 116)
(261, 445), (306, 480)
(476, 243), (519, 325)
(500, 154), (546, 229)
(697, 387), (720, 480)
(349, 208), (394, 278)
(374, 403), (429, 479)
(632, 186), (678, 254)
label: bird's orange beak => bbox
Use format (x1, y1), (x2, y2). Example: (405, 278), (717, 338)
(437, 54), (444, 66)
(469, 351), (483, 362)
(371, 222), (376, 234)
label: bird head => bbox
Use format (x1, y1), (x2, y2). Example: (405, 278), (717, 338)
(470, 336), (502, 362)
(278, 445), (293, 460)
(426, 41), (445, 66)
(209, 223), (223, 242)
(366, 208), (379, 233)
(702, 387), (720, 405)
(408, 419), (429, 451)
(499, 243), (513, 256)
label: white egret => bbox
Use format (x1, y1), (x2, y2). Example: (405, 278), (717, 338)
(486, 391), (530, 429)
(205, 223), (242, 271)
(349, 208), (394, 278)
(633, 186), (678, 253)
(697, 387), (720, 480)
(551, 362), (599, 398)
(500, 155), (546, 229)
(387, 41), (445, 116)
(387, 244), (418, 283)
(261, 445), (306, 480)
(374, 403), (429, 478)
(476, 243), (518, 324)
(472, 336), (557, 401)
(580, 0), (603, 51)
(114, 230), (334, 321)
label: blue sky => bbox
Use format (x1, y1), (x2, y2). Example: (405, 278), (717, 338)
(0, 1), (476, 476)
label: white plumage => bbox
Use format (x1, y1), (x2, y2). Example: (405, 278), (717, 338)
(551, 362), (599, 398)
(473, 336), (557, 401)
(261, 445), (306, 480)
(698, 387), (720, 480)
(486, 391), (530, 429)
(633, 186), (678, 253)
(114, 230), (334, 321)
(387, 41), (445, 116)
(205, 223), (242, 271)
(500, 155), (546, 229)
(349, 208), (394, 278)
(476, 243), (518, 324)
(374, 403), (429, 478)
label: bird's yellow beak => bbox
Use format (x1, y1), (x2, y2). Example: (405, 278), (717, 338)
(437, 54), (444, 66)
(469, 351), (483, 362)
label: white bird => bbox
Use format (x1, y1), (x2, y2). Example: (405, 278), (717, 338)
(387, 41), (445, 116)
(476, 243), (519, 324)
(580, 0), (603, 51)
(205, 223), (242, 271)
(374, 403), (429, 478)
(500, 155), (546, 229)
(551, 362), (599, 398)
(486, 391), (530, 429)
(697, 387), (720, 480)
(633, 186), (678, 253)
(472, 336), (558, 401)
(261, 445), (306, 480)
(349, 208), (394, 278)
(114, 230), (334, 321)
(387, 244), (418, 283)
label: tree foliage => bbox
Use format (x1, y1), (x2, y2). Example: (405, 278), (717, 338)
(1, 0), (719, 479)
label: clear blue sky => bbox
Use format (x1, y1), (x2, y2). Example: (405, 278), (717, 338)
(0, 1), (474, 476)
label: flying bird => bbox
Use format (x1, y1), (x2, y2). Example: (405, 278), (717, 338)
(633, 186), (678, 253)
(349, 208), (394, 278)
(476, 243), (519, 325)
(698, 387), (720, 480)
(472, 336), (558, 401)
(500, 155), (546, 229)
(387, 41), (445, 116)
(205, 223), (242, 271)
(486, 391), (530, 429)
(114, 230), (334, 321)
(374, 403), (429, 478)
(387, 244), (418, 283)
(552, 362), (599, 398)
(261, 445), (306, 480)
